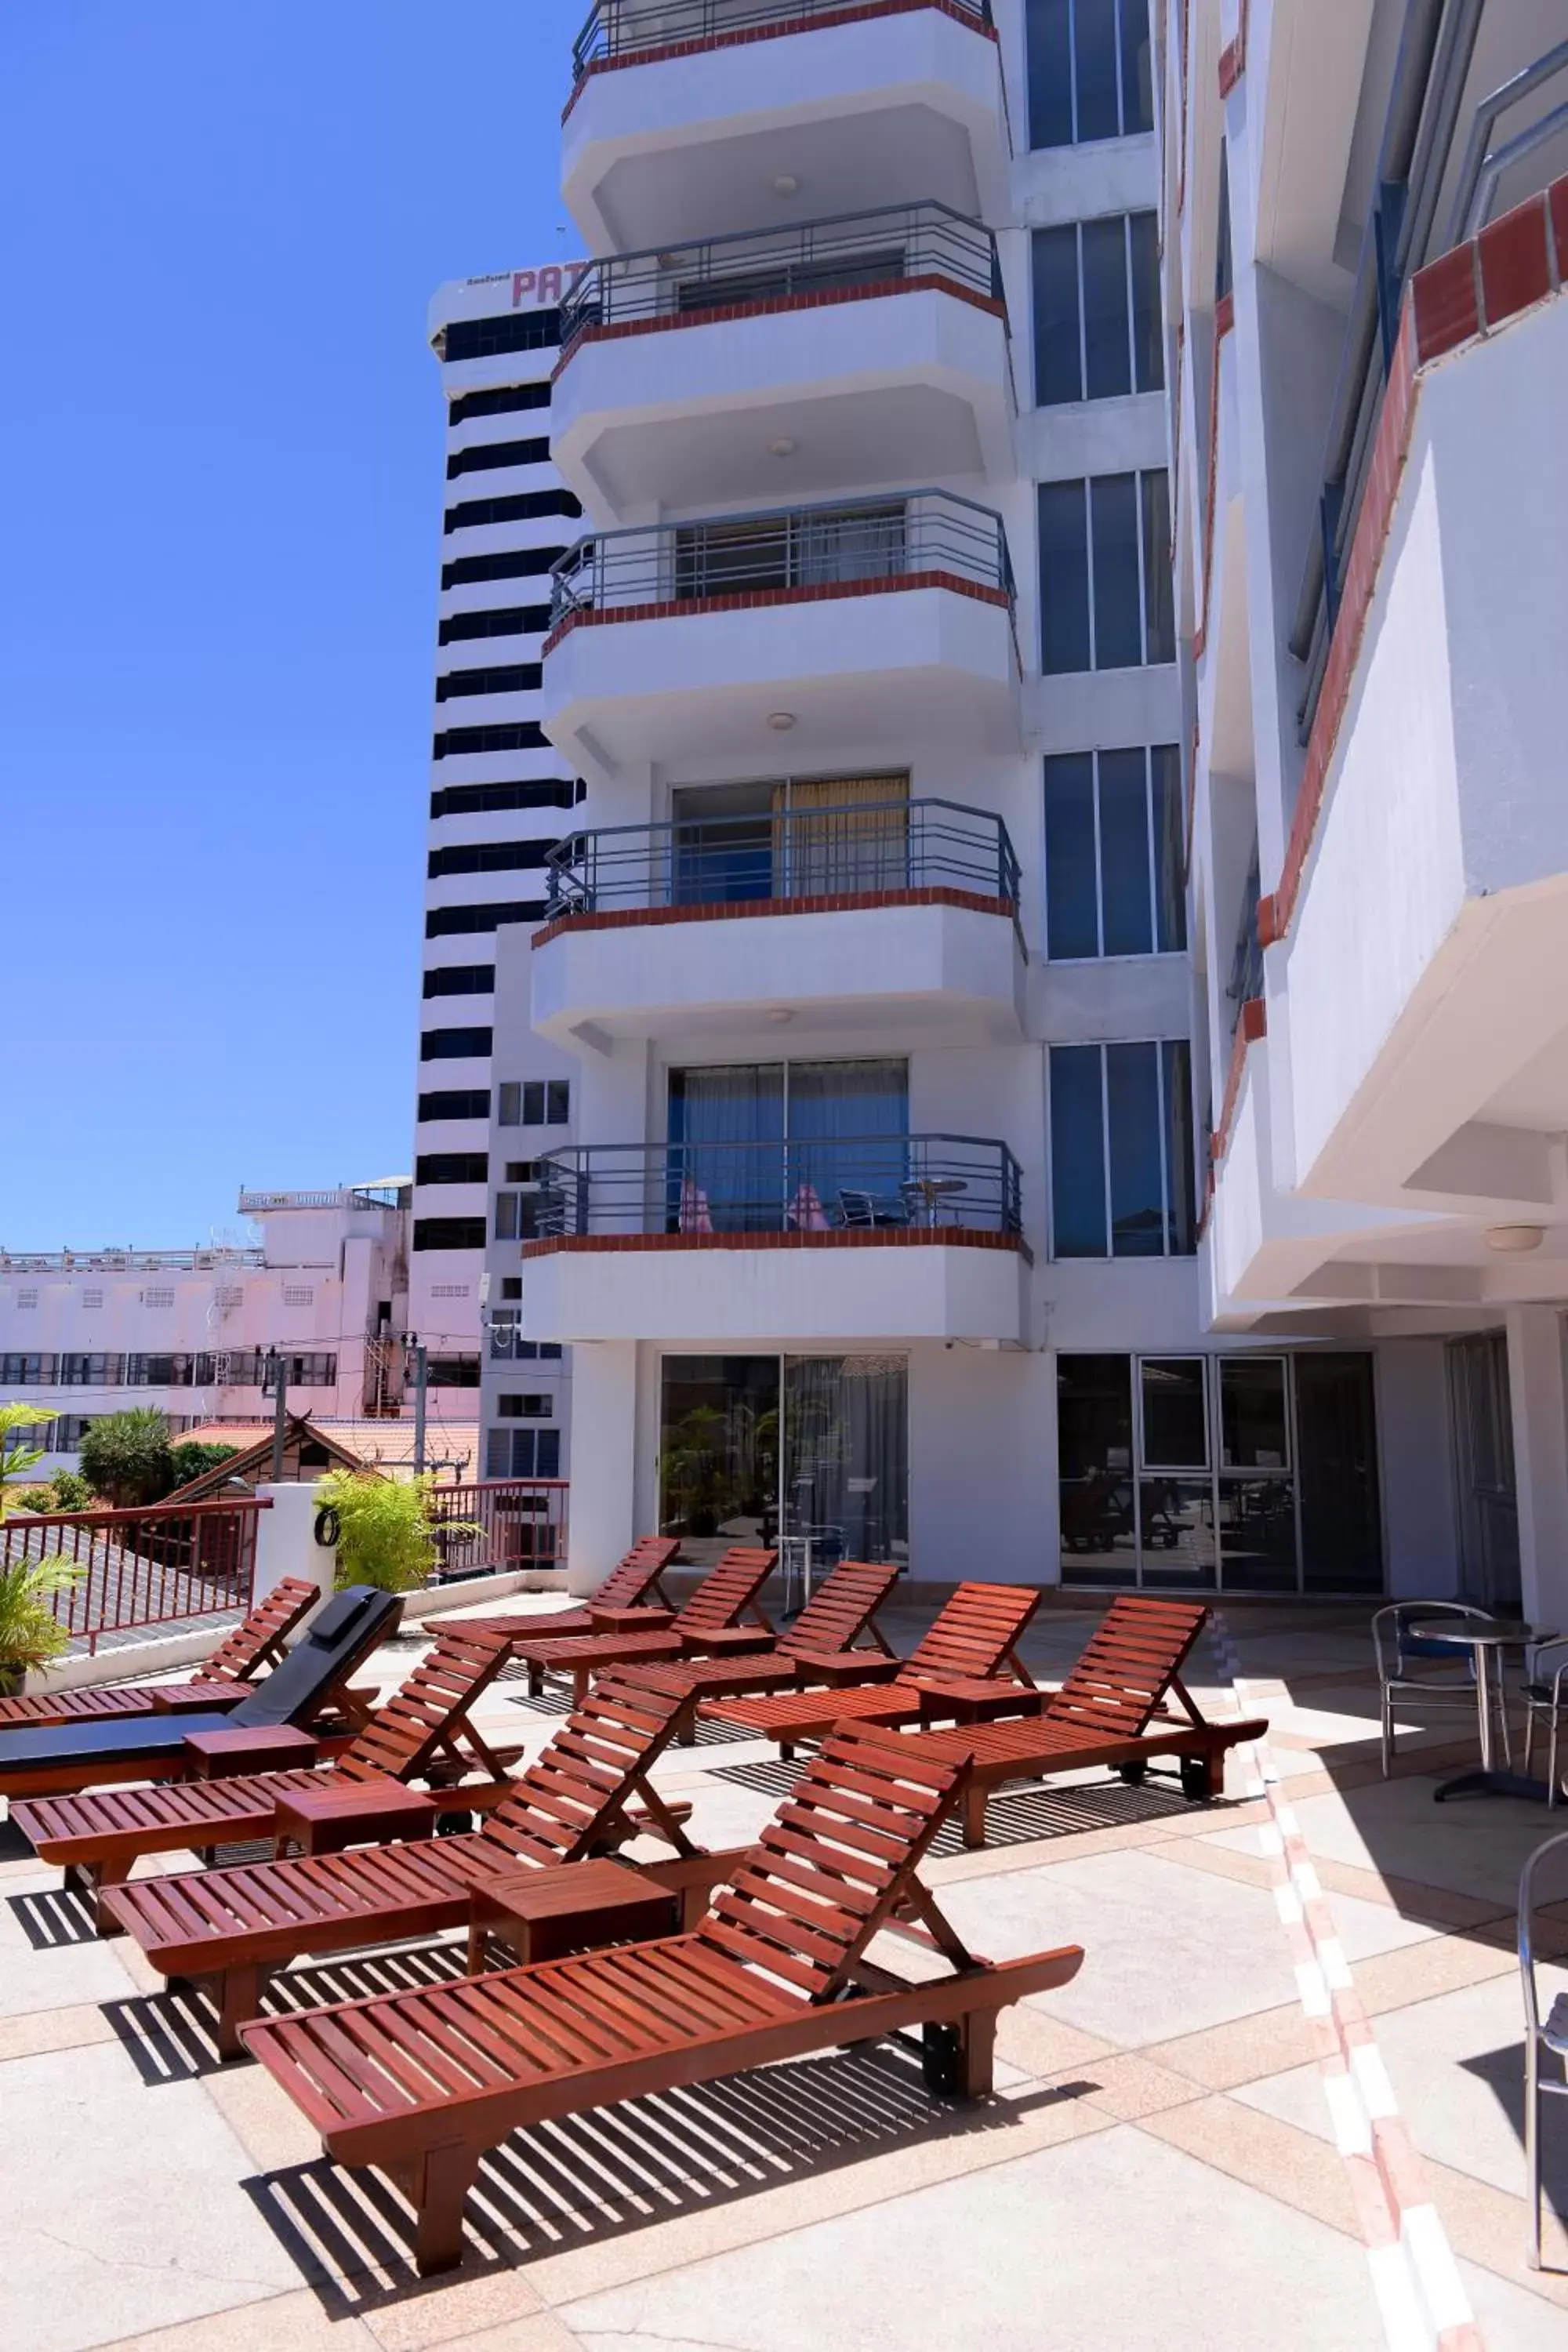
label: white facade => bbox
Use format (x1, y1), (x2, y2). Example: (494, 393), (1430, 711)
(0, 1189), (409, 1467)
(1170, 0), (1568, 1621)
(413, 270), (584, 1473)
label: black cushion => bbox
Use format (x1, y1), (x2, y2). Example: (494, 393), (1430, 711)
(227, 1585), (399, 1728)
(0, 1711), (235, 1773)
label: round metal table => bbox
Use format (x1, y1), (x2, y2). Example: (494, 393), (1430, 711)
(1407, 1618), (1559, 1802)
(901, 1175), (967, 1228)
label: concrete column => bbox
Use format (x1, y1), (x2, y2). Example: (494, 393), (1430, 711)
(565, 1344), (639, 1595)
(253, 1482), (338, 1620)
(1504, 1308), (1568, 1627)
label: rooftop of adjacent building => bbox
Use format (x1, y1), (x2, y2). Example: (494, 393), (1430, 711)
(0, 1183), (412, 1276)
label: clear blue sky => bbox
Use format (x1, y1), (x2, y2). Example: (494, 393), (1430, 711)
(0, 1), (579, 1249)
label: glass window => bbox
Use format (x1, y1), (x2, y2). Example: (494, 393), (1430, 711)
(1220, 1358), (1290, 1469)
(1091, 474), (1142, 669)
(1141, 469), (1175, 662)
(1142, 1359), (1207, 1467)
(1044, 746), (1187, 960)
(1033, 214), (1163, 408)
(1057, 1354), (1137, 1582)
(1081, 216), (1132, 397)
(1038, 481), (1091, 673)
(1026, 0), (1154, 147)
(782, 1356), (908, 1566)
(1296, 1353), (1383, 1592)
(659, 1356), (781, 1563)
(1050, 1041), (1196, 1258)
(1031, 226), (1083, 406)
(1129, 209), (1163, 390)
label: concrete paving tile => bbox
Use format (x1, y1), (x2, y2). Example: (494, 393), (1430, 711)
(1457, 2259), (1568, 2348)
(1071, 2053), (1203, 2120)
(993, 2005), (1115, 2082)
(362, 2270), (550, 2350)
(1352, 1929), (1519, 2015)
(938, 1847), (1300, 2048)
(199, 2061), (326, 2176)
(1145, 2004), (1319, 2090)
(554, 2125), (1385, 2352)
(0, 1878), (142, 2017)
(0, 2042), (301, 2352)
(1261, 1775), (1557, 1910)
(1136, 2092), (1363, 2241)
(0, 1999), (119, 2063)
(422, 2320), (584, 2352)
(1423, 2154), (1568, 2307)
(1153, 1831), (1278, 1892)
(88, 2287), (379, 2350)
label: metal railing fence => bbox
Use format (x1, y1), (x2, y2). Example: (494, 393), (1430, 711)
(424, 1479), (569, 1579)
(550, 488), (1012, 630)
(572, 0), (992, 78)
(0, 1497), (268, 1653)
(545, 797), (1019, 918)
(531, 1134), (1022, 1240)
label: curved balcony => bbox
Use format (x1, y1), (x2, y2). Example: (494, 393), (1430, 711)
(532, 797), (1024, 1044)
(540, 490), (1019, 775)
(564, 0), (1009, 253)
(519, 1131), (1027, 1343)
(551, 203), (1011, 518)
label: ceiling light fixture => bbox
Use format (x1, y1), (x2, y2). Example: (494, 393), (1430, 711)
(765, 1007), (796, 1025)
(771, 172), (800, 196)
(767, 710), (797, 731)
(1484, 1224), (1546, 1254)
(768, 437), (797, 457)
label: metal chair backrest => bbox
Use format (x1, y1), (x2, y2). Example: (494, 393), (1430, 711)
(1517, 1826), (1568, 2265)
(1371, 1601), (1489, 1681)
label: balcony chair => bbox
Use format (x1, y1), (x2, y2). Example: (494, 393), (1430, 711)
(1370, 1601), (1503, 1778)
(1519, 1827), (1568, 2267)
(836, 1188), (906, 1230)
(1521, 1640), (1568, 1806)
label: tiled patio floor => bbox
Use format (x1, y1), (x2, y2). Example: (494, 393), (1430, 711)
(3, 1593), (1566, 2351)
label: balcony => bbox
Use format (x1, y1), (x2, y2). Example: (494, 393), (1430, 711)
(540, 490), (1018, 775)
(563, 1), (1009, 254)
(532, 797), (1023, 1044)
(519, 1131), (1026, 1343)
(551, 203), (1011, 518)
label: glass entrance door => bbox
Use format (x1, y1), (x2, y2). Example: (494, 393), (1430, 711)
(1446, 1334), (1521, 1612)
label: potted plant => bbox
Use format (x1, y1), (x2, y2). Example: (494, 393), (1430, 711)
(0, 1557), (84, 1697)
(312, 1468), (479, 1594)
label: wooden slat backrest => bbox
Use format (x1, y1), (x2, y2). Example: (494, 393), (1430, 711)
(1047, 1598), (1208, 1739)
(199, 1577), (319, 1685)
(694, 1728), (966, 2001)
(336, 1625), (511, 1784)
(906, 1581), (1040, 1682)
(673, 1547), (778, 1637)
(478, 1671), (683, 1865)
(591, 1537), (682, 1612)
(780, 1563), (898, 1660)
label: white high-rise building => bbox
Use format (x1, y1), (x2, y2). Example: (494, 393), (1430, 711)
(413, 266), (587, 1476)
(1166, 0), (1568, 1629)
(478, 0), (1564, 1617)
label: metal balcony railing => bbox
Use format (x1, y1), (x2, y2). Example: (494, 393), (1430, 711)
(530, 1134), (1022, 1240)
(544, 797), (1020, 920)
(549, 489), (1013, 631)
(559, 202), (1001, 352)
(572, 0), (993, 79)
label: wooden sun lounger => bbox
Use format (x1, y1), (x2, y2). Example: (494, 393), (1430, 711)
(896, 1597), (1268, 1846)
(100, 1670), (731, 2055)
(441, 1536), (683, 1646)
(0, 1577), (324, 1730)
(243, 1727), (1085, 2272)
(701, 1580), (1042, 1751)
(507, 1547), (779, 1704)
(637, 1561), (898, 1736)
(12, 1623), (521, 1923)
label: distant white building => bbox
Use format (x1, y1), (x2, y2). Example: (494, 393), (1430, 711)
(0, 1187), (410, 1468)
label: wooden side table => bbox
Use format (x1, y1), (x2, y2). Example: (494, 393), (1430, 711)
(182, 1725), (319, 1780)
(466, 1857), (678, 1975)
(272, 1775), (439, 1857)
(914, 1677), (1045, 1727)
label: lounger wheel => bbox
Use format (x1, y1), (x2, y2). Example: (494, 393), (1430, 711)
(1117, 1761), (1147, 1786)
(922, 2020), (964, 2092)
(1180, 1755), (1216, 1801)
(437, 1809), (474, 1836)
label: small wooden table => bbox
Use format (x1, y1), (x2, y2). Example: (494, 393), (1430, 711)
(182, 1725), (319, 1780)
(272, 1775), (438, 1857)
(914, 1677), (1045, 1727)
(149, 1682), (245, 1715)
(467, 1857), (677, 1975)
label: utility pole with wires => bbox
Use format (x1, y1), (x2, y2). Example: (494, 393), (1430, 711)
(412, 1341), (428, 1476)
(269, 1352), (288, 1480)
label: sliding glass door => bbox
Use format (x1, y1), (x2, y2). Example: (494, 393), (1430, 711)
(659, 1353), (909, 1571)
(667, 1058), (908, 1234)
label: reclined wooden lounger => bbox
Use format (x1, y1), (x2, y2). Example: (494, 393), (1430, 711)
(243, 1726), (1085, 2272)
(508, 1547), (779, 1705)
(12, 1621), (520, 1921)
(701, 1581), (1043, 1751)
(101, 1670), (736, 2055)
(895, 1597), (1268, 1846)
(637, 1561), (898, 1737)
(0, 1577), (323, 1730)
(439, 1536), (683, 1647)
(0, 1584), (403, 1804)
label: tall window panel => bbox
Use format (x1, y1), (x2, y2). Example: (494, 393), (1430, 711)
(1044, 747), (1185, 958)
(1049, 1040), (1196, 1258)
(1026, 0), (1154, 150)
(1033, 213), (1163, 405)
(1039, 473), (1174, 672)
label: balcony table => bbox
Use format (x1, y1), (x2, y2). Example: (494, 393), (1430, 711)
(901, 1174), (968, 1227)
(1408, 1620), (1558, 1802)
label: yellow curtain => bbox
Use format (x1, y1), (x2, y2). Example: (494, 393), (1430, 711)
(774, 774), (909, 897)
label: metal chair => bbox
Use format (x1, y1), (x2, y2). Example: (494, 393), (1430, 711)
(1519, 1828), (1568, 2267)
(1370, 1601), (1501, 1777)
(1522, 1640), (1568, 1807)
